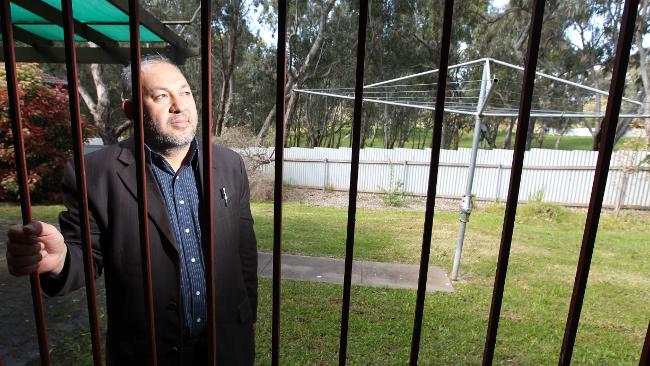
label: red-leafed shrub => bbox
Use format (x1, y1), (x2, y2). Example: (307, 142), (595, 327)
(0, 64), (95, 203)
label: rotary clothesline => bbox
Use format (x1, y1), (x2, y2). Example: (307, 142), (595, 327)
(295, 57), (649, 119)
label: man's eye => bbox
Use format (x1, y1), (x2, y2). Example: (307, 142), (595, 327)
(181, 91), (192, 96)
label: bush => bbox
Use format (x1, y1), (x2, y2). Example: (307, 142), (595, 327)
(216, 126), (277, 202)
(0, 64), (94, 202)
(380, 163), (406, 207)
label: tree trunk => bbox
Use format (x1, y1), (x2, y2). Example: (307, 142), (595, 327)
(502, 117), (516, 149)
(78, 64), (118, 144)
(223, 74), (234, 129)
(215, 0), (241, 136)
(536, 121), (546, 148)
(283, 91), (300, 146)
(525, 117), (536, 150)
(370, 119), (378, 147)
(255, 0), (337, 145)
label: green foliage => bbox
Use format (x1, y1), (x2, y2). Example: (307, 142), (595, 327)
(528, 188), (545, 203)
(0, 64), (94, 202)
(380, 163), (406, 207)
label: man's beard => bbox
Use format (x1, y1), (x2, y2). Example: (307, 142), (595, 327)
(144, 115), (197, 155)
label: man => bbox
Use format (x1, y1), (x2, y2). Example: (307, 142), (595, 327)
(5, 55), (258, 365)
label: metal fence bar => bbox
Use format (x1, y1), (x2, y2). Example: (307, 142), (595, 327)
(409, 0), (454, 364)
(481, 0), (546, 364)
(0, 1), (52, 365)
(640, 321), (650, 366)
(199, 0), (217, 364)
(127, 1), (158, 364)
(272, 1), (287, 365)
(558, 1), (639, 364)
(60, 0), (103, 364)
(338, 1), (368, 365)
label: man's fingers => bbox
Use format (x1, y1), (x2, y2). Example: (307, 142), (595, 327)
(6, 241), (42, 256)
(7, 221), (43, 242)
(8, 263), (39, 276)
(6, 251), (42, 267)
(23, 221), (43, 236)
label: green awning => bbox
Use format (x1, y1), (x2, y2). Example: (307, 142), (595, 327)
(1, 0), (198, 64)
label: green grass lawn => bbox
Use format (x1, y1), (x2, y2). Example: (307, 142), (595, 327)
(2, 201), (648, 365)
(252, 202), (649, 365)
(287, 126), (642, 151)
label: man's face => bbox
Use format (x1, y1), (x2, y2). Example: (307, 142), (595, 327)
(139, 62), (198, 151)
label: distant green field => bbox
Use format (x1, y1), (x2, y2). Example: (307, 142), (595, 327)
(287, 127), (643, 151)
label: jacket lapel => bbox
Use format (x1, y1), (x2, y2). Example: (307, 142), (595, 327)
(115, 139), (178, 252)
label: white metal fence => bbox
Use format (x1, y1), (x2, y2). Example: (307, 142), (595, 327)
(248, 147), (650, 209)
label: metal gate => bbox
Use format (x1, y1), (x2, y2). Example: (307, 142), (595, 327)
(1, 0), (648, 365)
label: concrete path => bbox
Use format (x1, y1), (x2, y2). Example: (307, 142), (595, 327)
(257, 252), (454, 293)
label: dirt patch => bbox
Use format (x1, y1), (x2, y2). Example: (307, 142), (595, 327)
(282, 187), (461, 212)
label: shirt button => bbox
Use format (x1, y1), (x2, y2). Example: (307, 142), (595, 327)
(196, 318), (201, 323)
(185, 228), (190, 233)
(179, 200), (184, 204)
(195, 291), (200, 296)
(191, 258), (196, 263)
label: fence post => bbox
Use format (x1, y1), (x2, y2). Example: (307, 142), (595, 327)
(495, 163), (503, 202)
(402, 160), (408, 193)
(323, 158), (329, 191)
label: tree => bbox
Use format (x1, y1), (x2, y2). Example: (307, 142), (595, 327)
(254, 0), (338, 146)
(0, 64), (94, 202)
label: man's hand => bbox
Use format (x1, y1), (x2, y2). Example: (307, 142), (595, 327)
(6, 221), (67, 276)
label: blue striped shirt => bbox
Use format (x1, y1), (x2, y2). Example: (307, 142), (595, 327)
(147, 141), (206, 337)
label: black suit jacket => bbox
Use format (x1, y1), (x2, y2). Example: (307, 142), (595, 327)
(44, 138), (258, 365)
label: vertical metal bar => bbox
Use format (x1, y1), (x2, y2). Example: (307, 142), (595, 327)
(60, 0), (103, 364)
(272, 1), (287, 365)
(481, 0), (546, 364)
(200, 0), (217, 364)
(0, 2), (51, 365)
(558, 1), (639, 364)
(640, 321), (650, 366)
(338, 1), (368, 365)
(408, 1), (453, 364)
(127, 1), (158, 365)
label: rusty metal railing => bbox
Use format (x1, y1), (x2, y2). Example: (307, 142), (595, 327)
(60, 0), (103, 364)
(1, 0), (647, 365)
(1, 0), (51, 364)
(409, 1), (454, 365)
(559, 0), (640, 364)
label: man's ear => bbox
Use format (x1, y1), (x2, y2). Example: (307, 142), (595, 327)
(122, 100), (133, 120)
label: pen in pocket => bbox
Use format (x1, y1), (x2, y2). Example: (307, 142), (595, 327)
(220, 187), (229, 207)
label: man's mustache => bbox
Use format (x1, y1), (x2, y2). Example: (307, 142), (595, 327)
(168, 114), (193, 124)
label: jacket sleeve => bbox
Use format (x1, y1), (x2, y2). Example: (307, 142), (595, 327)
(237, 155), (258, 323)
(42, 160), (103, 297)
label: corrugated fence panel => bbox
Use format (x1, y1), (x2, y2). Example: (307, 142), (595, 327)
(200, 145), (650, 209)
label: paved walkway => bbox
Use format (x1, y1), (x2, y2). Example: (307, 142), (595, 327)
(257, 252), (454, 293)
(0, 246), (453, 365)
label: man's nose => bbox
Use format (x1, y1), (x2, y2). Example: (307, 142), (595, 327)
(169, 95), (188, 113)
